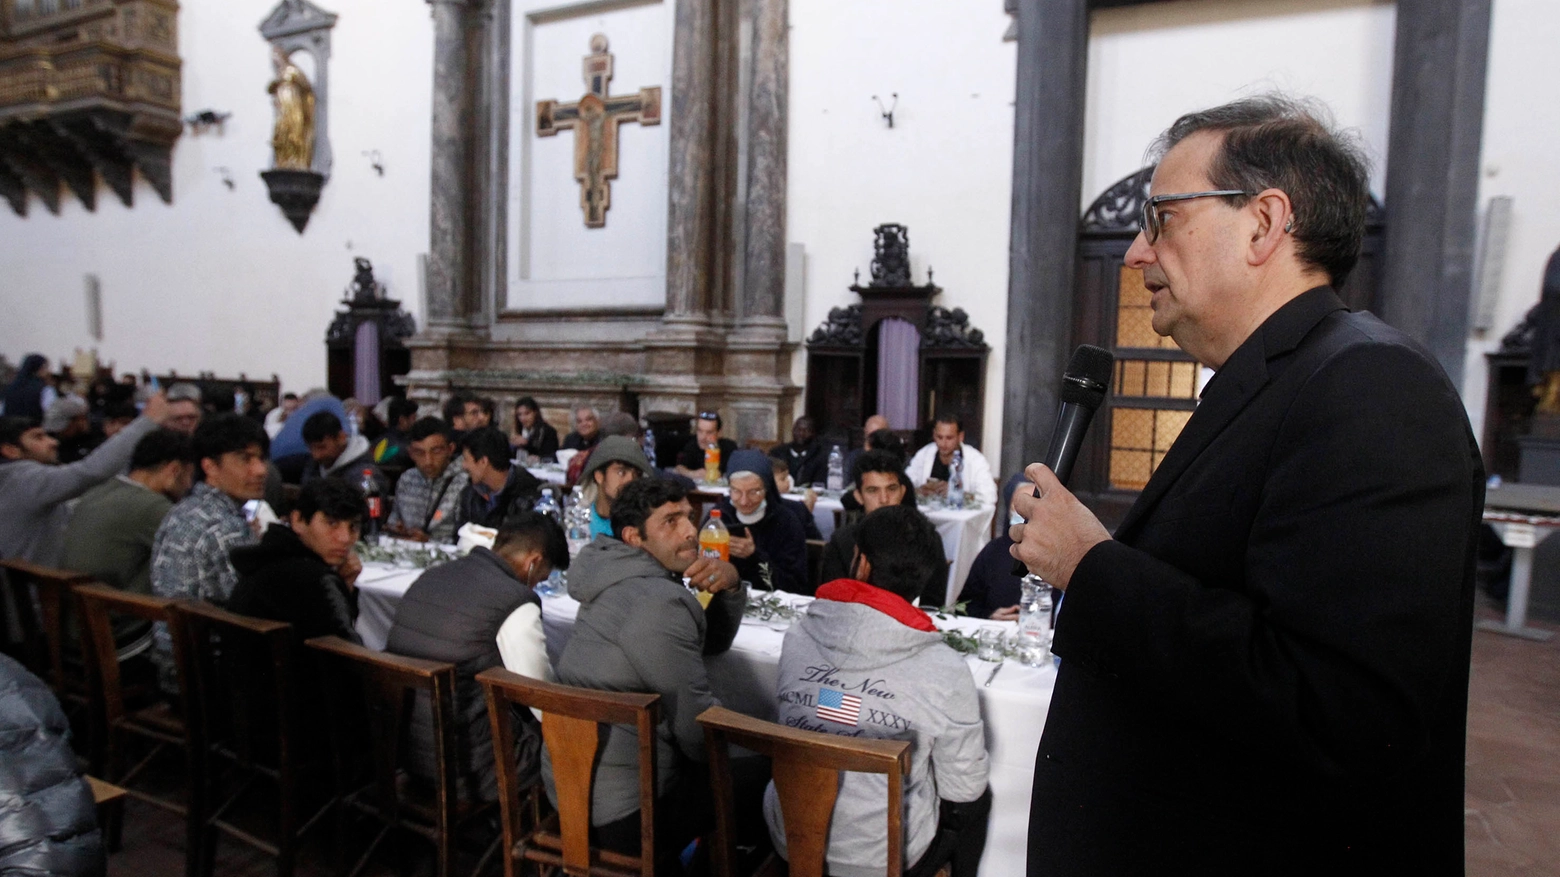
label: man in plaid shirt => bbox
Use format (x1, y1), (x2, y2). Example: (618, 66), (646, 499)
(150, 414), (270, 688)
(385, 417), (467, 543)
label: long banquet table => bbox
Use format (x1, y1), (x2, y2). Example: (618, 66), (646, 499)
(354, 562), (1051, 875)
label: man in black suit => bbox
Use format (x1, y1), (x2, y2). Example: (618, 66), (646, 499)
(1012, 95), (1482, 876)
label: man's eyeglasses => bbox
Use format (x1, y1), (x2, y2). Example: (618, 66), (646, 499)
(1139, 190), (1253, 244)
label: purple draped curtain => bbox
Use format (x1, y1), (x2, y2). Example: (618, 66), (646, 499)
(876, 317), (920, 430)
(354, 320), (381, 403)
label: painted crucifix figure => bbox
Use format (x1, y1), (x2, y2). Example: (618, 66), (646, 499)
(536, 34), (662, 228)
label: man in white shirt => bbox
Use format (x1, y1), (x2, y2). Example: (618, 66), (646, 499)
(906, 414), (996, 507)
(383, 512), (567, 801)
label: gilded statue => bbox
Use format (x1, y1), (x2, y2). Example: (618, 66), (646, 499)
(267, 46), (316, 170)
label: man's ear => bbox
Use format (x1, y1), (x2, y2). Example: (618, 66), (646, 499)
(852, 487), (864, 506)
(620, 525), (643, 548)
(0, 444), (20, 461)
(199, 456), (219, 482)
(1246, 188), (1293, 266)
(850, 549), (872, 582)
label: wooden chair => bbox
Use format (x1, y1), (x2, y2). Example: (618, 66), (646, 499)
(173, 601), (333, 877)
(477, 667), (660, 877)
(805, 540), (826, 592)
(689, 489), (724, 526)
(305, 635), (497, 877)
(698, 705), (944, 877)
(0, 558), (95, 704)
(75, 584), (201, 869)
(743, 439), (781, 454)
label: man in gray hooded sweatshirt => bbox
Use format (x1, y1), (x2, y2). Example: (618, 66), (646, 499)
(0, 394), (170, 565)
(768, 504), (991, 877)
(546, 476), (747, 867)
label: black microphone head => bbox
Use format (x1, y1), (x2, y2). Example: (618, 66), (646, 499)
(1059, 344), (1115, 410)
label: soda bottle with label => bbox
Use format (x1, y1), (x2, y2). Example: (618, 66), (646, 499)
(699, 509), (730, 561)
(704, 445), (721, 484)
(360, 468), (382, 539)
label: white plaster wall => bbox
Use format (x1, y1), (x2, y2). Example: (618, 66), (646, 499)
(508, 0), (673, 311)
(1462, 0), (1560, 446)
(788, 0), (1017, 472)
(1085, 0), (1396, 212)
(0, 0), (434, 395)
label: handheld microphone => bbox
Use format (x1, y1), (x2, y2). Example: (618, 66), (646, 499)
(1012, 344), (1115, 575)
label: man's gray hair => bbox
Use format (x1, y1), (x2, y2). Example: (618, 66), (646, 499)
(1151, 93), (1372, 288)
(165, 382), (202, 403)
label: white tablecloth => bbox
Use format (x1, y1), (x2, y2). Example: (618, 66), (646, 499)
(693, 486), (994, 605)
(353, 564), (1050, 875)
(525, 464), (568, 485)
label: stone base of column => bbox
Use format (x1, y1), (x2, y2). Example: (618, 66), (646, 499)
(401, 320), (799, 442)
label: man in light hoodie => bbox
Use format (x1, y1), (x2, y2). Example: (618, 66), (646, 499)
(300, 410), (386, 494)
(769, 504), (990, 877)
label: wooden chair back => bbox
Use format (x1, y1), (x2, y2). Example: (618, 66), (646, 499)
(477, 667), (660, 877)
(173, 601), (329, 877)
(743, 439), (781, 454)
(174, 600), (296, 771)
(75, 584), (182, 732)
(697, 705), (913, 877)
(305, 635), (462, 877)
(75, 584), (200, 873)
(805, 539), (826, 592)
(0, 558), (95, 697)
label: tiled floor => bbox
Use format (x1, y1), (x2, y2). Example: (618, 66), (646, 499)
(104, 601), (1560, 875)
(1465, 603), (1560, 876)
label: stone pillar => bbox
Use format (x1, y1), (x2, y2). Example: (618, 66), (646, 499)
(664, 0), (718, 322)
(740, 0), (788, 328)
(1000, 0), (1089, 476)
(425, 0), (477, 329)
(1379, 0), (1492, 388)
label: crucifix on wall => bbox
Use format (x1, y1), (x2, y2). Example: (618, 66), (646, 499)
(535, 34), (662, 228)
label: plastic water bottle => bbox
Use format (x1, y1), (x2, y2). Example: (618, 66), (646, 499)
(642, 427), (657, 468)
(947, 448), (965, 510)
(359, 468), (382, 539)
(825, 445), (844, 492)
(534, 487), (560, 524)
(1015, 575), (1052, 666)
(566, 486), (592, 557)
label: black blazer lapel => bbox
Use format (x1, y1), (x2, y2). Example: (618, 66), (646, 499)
(1112, 287), (1348, 540)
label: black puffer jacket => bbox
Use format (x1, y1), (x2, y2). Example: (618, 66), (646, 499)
(0, 653), (104, 877)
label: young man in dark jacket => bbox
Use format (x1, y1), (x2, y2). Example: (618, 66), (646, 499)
(822, 450), (947, 606)
(547, 477), (747, 866)
(456, 426), (543, 529)
(386, 512), (567, 801)
(227, 477), (366, 644)
(717, 448), (809, 594)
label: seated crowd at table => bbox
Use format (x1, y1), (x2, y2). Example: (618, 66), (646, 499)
(0, 368), (1018, 876)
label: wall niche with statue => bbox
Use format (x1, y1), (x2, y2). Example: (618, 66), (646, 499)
(258, 0), (336, 233)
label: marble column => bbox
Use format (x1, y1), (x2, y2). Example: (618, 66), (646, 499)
(664, 0), (718, 322)
(425, 0), (476, 329)
(1379, 0), (1492, 388)
(739, 0), (788, 328)
(1001, 0), (1089, 476)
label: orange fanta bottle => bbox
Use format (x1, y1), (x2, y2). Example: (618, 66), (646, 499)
(699, 510), (730, 561)
(704, 445), (721, 483)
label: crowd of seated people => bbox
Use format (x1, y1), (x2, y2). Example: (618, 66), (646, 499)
(0, 362), (1017, 876)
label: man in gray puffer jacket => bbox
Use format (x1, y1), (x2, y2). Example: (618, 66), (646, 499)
(545, 477), (746, 865)
(767, 505), (990, 877)
(0, 653), (105, 877)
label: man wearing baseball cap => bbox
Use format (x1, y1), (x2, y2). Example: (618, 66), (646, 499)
(577, 435), (654, 539)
